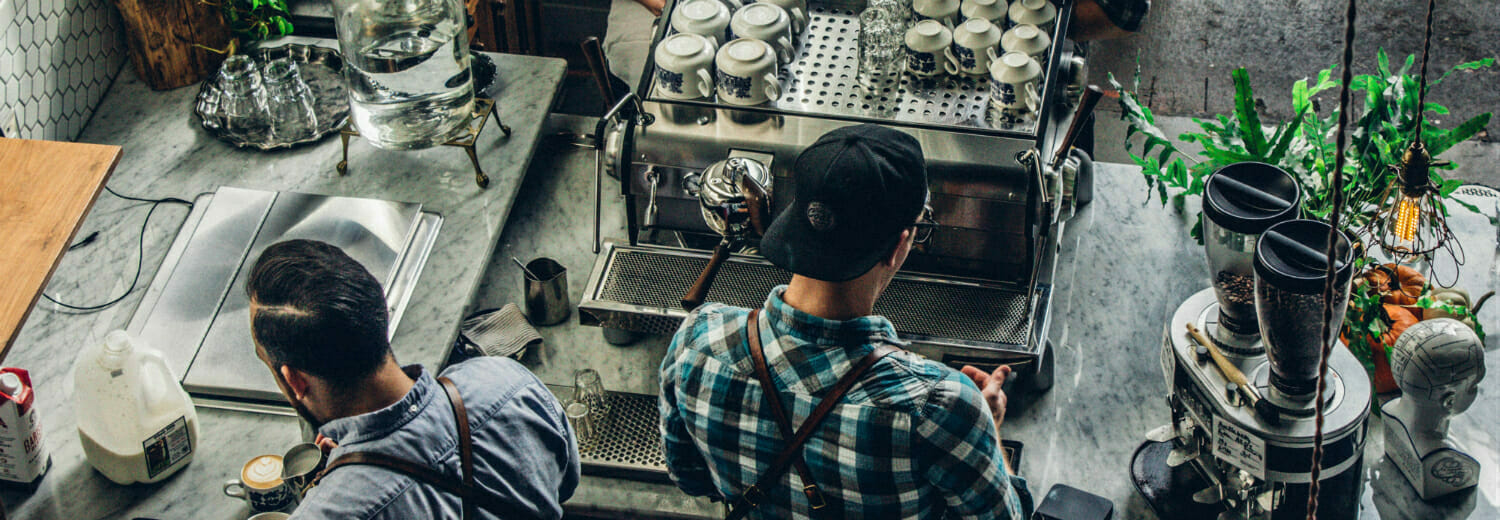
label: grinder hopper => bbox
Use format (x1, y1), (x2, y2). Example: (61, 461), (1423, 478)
(1253, 219), (1355, 404)
(1201, 162), (1301, 352)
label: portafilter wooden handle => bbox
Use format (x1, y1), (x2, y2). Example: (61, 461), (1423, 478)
(682, 239), (734, 310)
(1051, 85), (1105, 170)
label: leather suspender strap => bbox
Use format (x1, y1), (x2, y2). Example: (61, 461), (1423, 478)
(439, 377), (477, 520)
(309, 376), (493, 519)
(743, 309), (822, 511)
(729, 309), (898, 520)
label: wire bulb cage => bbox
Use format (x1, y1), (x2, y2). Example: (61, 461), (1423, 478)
(1360, 140), (1459, 264)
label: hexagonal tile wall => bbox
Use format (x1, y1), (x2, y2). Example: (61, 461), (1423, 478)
(0, 0), (126, 140)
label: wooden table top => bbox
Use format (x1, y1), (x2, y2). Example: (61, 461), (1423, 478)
(0, 137), (121, 360)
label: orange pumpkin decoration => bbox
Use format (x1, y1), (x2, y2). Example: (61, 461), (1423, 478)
(1359, 264), (1426, 306)
(1371, 304), (1420, 393)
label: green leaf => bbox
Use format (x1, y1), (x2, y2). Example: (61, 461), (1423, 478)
(1232, 69), (1268, 156)
(1439, 179), (1464, 196)
(1267, 106), (1307, 164)
(1426, 113), (1491, 156)
(1377, 49), (1391, 77)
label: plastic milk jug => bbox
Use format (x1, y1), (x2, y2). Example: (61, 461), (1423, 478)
(0, 368), (50, 487)
(74, 330), (199, 484)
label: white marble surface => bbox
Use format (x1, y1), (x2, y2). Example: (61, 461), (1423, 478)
(471, 122), (1500, 519)
(0, 40), (566, 519)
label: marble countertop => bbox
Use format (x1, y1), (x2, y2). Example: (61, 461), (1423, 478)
(0, 40), (566, 519)
(472, 115), (1500, 519)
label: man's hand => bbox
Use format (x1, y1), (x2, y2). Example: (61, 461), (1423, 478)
(635, 0), (665, 17)
(960, 365), (1011, 431)
(315, 433), (339, 453)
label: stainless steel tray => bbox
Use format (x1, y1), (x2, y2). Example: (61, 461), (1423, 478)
(194, 43), (350, 150)
(646, 2), (1065, 135)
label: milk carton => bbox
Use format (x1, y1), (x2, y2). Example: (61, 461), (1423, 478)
(0, 368), (50, 487)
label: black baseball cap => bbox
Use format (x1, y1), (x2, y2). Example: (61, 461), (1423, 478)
(761, 124), (928, 282)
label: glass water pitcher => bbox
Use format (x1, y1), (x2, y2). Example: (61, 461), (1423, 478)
(333, 0), (475, 150)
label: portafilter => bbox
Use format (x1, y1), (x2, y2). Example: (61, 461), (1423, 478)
(681, 157), (773, 310)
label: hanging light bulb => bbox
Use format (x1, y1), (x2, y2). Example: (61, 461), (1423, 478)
(1362, 140), (1458, 263)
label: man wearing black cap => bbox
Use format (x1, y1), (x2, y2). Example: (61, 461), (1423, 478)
(659, 124), (1031, 519)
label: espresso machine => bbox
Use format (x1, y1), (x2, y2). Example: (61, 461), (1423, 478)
(1136, 191), (1370, 520)
(578, 0), (1096, 392)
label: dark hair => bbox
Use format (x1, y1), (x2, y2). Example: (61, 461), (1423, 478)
(246, 239), (391, 390)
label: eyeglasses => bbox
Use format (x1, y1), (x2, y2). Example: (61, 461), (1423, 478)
(912, 205), (938, 244)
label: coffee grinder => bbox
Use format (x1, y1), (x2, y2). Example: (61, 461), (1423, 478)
(1136, 201), (1371, 518)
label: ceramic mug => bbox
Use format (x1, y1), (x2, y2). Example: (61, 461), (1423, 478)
(671, 0), (733, 48)
(1001, 23), (1050, 61)
(960, 0), (1006, 25)
(654, 33), (718, 99)
(988, 51), (1042, 115)
(756, 0), (807, 34)
(715, 38), (782, 105)
(224, 454), (296, 512)
(730, 3), (795, 64)
(904, 19), (958, 77)
(912, 0), (959, 27)
(1007, 0), (1055, 34)
(947, 18), (1002, 76)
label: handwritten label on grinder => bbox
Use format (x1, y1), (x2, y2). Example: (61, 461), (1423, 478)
(1213, 415), (1266, 479)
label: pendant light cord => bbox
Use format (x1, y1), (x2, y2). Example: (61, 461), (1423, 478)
(1309, 0), (1360, 517)
(1414, 0), (1436, 135)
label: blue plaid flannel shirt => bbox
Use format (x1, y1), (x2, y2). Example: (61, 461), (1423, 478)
(659, 286), (1031, 519)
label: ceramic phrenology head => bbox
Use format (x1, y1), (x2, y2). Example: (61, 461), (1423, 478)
(1390, 318), (1486, 414)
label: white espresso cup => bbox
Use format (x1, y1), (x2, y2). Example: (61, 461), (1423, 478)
(1001, 23), (1050, 61)
(671, 0), (733, 48)
(223, 454), (296, 513)
(904, 19), (958, 77)
(960, 0), (1006, 25)
(756, 0), (807, 34)
(715, 38), (782, 105)
(654, 33), (718, 99)
(912, 0), (960, 27)
(946, 18), (1001, 76)
(1007, 0), (1055, 34)
(988, 50), (1042, 115)
(730, 3), (795, 64)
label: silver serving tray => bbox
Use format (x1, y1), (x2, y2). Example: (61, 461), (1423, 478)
(194, 43), (350, 150)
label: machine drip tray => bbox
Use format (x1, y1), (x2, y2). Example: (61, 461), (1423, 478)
(579, 243), (1039, 356)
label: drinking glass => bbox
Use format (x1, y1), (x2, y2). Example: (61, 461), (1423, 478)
(574, 369), (610, 418)
(566, 401), (597, 451)
(857, 7), (906, 88)
(869, 0), (912, 29)
(262, 59), (319, 142)
(217, 55), (267, 133)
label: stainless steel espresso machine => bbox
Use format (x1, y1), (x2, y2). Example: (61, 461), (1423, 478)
(1134, 164), (1370, 520)
(578, 0), (1096, 392)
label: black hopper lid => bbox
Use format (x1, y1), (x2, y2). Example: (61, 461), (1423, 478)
(1203, 162), (1301, 235)
(1254, 219), (1355, 295)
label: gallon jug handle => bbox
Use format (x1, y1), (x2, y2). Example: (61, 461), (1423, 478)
(134, 350), (178, 414)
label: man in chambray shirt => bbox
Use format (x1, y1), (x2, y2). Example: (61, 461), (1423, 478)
(246, 239), (579, 519)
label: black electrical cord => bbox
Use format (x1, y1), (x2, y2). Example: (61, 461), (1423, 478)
(41, 187), (193, 313)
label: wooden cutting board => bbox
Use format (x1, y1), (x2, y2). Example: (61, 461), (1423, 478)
(0, 138), (122, 360)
